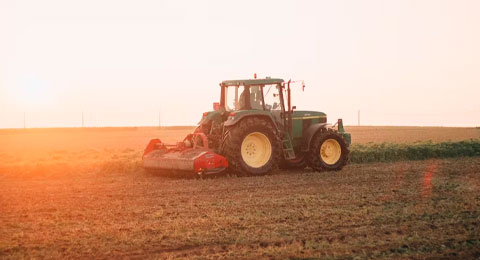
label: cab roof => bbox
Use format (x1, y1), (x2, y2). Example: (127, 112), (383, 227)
(221, 78), (284, 86)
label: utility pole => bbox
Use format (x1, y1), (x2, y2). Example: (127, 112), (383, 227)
(358, 110), (360, 126)
(158, 111), (161, 128)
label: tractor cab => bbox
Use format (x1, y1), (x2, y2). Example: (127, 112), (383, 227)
(220, 78), (285, 112)
(220, 78), (286, 128)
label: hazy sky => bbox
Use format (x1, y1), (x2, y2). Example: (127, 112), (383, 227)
(1, 0), (479, 128)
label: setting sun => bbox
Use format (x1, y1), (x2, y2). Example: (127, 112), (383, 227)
(9, 76), (55, 107)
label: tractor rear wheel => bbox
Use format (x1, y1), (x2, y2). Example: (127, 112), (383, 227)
(221, 117), (281, 176)
(307, 128), (349, 171)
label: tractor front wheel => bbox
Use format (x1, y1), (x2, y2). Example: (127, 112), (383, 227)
(221, 117), (281, 176)
(307, 128), (349, 171)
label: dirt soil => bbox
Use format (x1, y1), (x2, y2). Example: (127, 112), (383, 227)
(1, 158), (479, 259)
(1, 126), (479, 259)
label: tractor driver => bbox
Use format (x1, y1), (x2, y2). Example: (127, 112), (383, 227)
(250, 86), (263, 110)
(238, 86), (262, 110)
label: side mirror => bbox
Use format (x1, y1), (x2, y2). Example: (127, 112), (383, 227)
(213, 102), (220, 111)
(292, 106), (297, 110)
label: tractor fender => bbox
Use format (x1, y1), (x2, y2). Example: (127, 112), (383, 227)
(198, 110), (223, 125)
(224, 113), (279, 134)
(301, 123), (329, 152)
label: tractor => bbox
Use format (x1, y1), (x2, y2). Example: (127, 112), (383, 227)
(143, 77), (351, 176)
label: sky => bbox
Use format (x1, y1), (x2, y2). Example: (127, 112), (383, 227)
(0, 0), (479, 128)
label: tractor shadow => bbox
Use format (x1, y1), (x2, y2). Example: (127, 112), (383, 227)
(143, 167), (317, 180)
(143, 169), (230, 179)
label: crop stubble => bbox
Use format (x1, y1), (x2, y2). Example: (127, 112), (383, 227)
(1, 158), (479, 259)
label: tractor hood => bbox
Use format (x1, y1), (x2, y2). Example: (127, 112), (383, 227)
(291, 111), (327, 120)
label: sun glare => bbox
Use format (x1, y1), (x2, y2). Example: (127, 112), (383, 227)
(12, 76), (55, 108)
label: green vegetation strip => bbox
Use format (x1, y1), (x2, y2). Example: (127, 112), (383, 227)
(350, 139), (480, 163)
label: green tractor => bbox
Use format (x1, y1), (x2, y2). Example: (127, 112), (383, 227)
(143, 77), (351, 176)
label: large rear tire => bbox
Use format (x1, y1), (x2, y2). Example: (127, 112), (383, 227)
(221, 117), (281, 176)
(307, 128), (349, 171)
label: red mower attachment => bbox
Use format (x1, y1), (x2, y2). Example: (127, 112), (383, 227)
(142, 133), (228, 175)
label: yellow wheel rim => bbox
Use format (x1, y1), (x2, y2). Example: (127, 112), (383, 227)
(320, 138), (342, 165)
(241, 132), (272, 168)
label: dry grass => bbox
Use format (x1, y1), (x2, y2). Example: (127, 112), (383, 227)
(0, 126), (194, 154)
(0, 125), (478, 178)
(0, 127), (193, 178)
(346, 126), (480, 144)
(1, 126), (480, 259)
